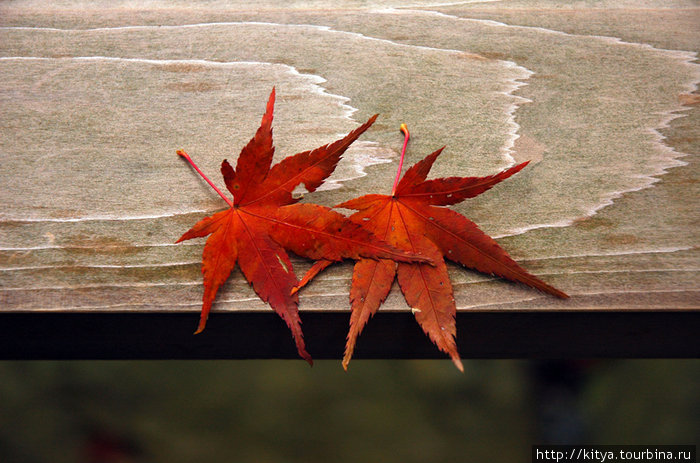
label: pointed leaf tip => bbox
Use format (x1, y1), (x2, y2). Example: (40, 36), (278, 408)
(194, 323), (205, 335)
(266, 87), (275, 116)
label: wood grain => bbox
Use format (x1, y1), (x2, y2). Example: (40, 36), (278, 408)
(0, 1), (697, 358)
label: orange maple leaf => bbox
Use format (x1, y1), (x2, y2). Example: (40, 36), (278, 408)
(297, 125), (568, 370)
(176, 90), (429, 364)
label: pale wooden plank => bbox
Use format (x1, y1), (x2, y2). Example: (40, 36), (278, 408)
(0, 2), (697, 358)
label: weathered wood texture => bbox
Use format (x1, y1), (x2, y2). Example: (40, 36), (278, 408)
(1, 1), (698, 359)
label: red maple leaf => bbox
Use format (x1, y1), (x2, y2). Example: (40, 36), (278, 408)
(176, 90), (429, 364)
(297, 125), (568, 370)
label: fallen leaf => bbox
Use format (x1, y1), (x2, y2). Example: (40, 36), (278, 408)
(298, 125), (568, 370)
(176, 89), (428, 364)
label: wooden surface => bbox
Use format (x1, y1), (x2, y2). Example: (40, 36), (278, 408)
(1, 1), (698, 359)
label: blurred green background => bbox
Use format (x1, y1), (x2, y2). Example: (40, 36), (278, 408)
(0, 359), (697, 462)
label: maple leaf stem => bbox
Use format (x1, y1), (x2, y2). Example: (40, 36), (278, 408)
(177, 150), (233, 207)
(391, 124), (410, 196)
